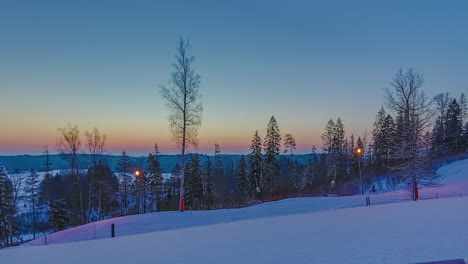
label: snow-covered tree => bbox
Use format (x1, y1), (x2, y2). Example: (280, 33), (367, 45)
(0, 168), (18, 247)
(383, 68), (435, 199)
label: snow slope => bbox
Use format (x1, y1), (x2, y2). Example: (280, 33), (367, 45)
(2, 196), (468, 264)
(19, 158), (468, 247)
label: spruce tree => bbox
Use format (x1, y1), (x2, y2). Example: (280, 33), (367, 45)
(203, 159), (215, 209)
(249, 130), (263, 199)
(213, 144), (225, 199)
(0, 168), (18, 247)
(373, 108), (395, 172)
(49, 199), (69, 232)
(331, 118), (346, 179)
(184, 155), (203, 210)
(117, 151), (132, 215)
(303, 147), (317, 190)
(444, 99), (463, 153)
(460, 93), (467, 124)
(263, 116), (281, 193)
(236, 155), (249, 202)
(290, 161), (302, 191)
(148, 144), (164, 212)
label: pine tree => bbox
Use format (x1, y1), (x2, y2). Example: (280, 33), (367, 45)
(283, 133), (297, 190)
(49, 199), (69, 232)
(321, 119), (335, 155)
(147, 144), (164, 212)
(459, 93), (467, 124)
(133, 169), (148, 214)
(303, 147), (317, 190)
(184, 155), (203, 210)
(263, 116), (281, 193)
(290, 161), (302, 191)
(0, 168), (18, 247)
(372, 108), (395, 172)
(444, 99), (463, 153)
(236, 155), (249, 202)
(117, 151), (133, 215)
(249, 130), (263, 199)
(331, 118), (346, 179)
(203, 159), (215, 209)
(283, 134), (296, 155)
(88, 162), (119, 220)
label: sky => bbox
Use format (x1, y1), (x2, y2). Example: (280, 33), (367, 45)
(1, 0), (468, 156)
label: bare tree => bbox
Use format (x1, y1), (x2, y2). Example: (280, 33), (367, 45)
(85, 127), (106, 222)
(57, 124), (85, 224)
(9, 174), (24, 206)
(433, 93), (451, 119)
(161, 37), (202, 211)
(25, 169), (40, 239)
(383, 68), (435, 199)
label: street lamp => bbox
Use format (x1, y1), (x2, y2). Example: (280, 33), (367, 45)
(135, 170), (140, 177)
(355, 147), (363, 195)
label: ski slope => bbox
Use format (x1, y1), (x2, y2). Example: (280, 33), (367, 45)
(21, 158), (468, 247)
(2, 196), (468, 264)
(2, 158), (468, 263)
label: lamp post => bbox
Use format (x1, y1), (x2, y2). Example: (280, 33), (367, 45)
(355, 147), (363, 195)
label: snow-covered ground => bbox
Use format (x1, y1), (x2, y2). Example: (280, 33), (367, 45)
(2, 159), (468, 263)
(19, 158), (468, 247)
(2, 196), (468, 264)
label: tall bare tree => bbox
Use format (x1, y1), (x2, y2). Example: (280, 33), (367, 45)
(85, 127), (106, 222)
(57, 124), (85, 224)
(383, 68), (434, 199)
(161, 37), (202, 211)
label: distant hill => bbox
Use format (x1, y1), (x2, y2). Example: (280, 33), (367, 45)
(0, 153), (313, 173)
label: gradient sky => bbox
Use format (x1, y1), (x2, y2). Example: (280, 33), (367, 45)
(1, 0), (468, 156)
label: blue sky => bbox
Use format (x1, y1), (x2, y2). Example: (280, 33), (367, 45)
(1, 0), (467, 155)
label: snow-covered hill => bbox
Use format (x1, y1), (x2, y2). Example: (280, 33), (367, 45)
(2, 159), (468, 263)
(3, 196), (468, 264)
(20, 158), (468, 247)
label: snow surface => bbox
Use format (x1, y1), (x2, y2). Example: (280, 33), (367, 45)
(20, 158), (468, 247)
(2, 159), (468, 263)
(2, 197), (468, 264)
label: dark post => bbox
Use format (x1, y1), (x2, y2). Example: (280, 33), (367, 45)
(111, 224), (115, 238)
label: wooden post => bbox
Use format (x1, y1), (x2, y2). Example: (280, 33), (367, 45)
(111, 224), (115, 238)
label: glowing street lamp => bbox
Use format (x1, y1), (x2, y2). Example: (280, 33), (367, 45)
(135, 170), (140, 177)
(355, 147), (363, 195)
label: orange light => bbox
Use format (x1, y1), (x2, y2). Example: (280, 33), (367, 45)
(135, 170), (140, 176)
(356, 148), (362, 154)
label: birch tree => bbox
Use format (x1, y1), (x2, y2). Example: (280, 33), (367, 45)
(161, 37), (202, 211)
